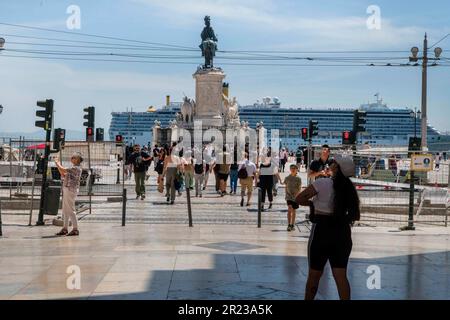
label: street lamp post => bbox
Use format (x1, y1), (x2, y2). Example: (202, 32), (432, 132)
(403, 108), (422, 231)
(409, 34), (443, 150)
(412, 108), (422, 138)
(0, 38), (5, 117)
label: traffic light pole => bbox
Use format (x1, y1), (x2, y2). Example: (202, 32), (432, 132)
(307, 137), (312, 186)
(406, 170), (416, 230)
(421, 35), (428, 150)
(400, 157), (416, 231)
(36, 129), (51, 226)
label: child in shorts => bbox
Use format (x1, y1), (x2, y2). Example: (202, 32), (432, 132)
(283, 164), (302, 231)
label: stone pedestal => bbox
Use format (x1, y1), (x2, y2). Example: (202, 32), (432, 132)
(193, 68), (225, 127)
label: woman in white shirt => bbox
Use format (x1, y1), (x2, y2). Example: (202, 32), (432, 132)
(296, 156), (360, 300)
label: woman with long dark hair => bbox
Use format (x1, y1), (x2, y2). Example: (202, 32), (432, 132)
(295, 156), (360, 300)
(256, 155), (275, 211)
(155, 148), (166, 194)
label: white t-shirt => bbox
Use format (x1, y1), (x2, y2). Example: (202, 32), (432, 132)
(166, 155), (180, 168)
(312, 178), (334, 215)
(239, 160), (257, 177)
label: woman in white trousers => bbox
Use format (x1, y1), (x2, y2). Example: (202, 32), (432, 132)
(55, 153), (83, 237)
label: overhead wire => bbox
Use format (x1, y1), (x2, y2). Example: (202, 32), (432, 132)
(0, 22), (196, 50)
(0, 53), (428, 68)
(429, 33), (450, 49)
(0, 21), (448, 69)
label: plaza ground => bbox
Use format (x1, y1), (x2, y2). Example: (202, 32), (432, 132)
(1, 207), (449, 300)
(1, 164), (449, 300)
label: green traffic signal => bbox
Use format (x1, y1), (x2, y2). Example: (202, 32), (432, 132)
(35, 99), (53, 131)
(309, 120), (319, 137)
(353, 110), (367, 133)
(83, 106), (95, 128)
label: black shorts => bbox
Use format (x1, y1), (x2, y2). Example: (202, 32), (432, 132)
(308, 219), (352, 271)
(218, 173), (229, 181)
(286, 200), (299, 209)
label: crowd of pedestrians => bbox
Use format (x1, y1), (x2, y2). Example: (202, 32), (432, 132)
(122, 142), (360, 300)
(51, 141), (360, 300)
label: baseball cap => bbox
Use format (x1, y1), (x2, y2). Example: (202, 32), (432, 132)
(334, 155), (355, 177)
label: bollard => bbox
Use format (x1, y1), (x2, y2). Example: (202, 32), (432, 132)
(257, 187), (262, 228)
(407, 170), (416, 230)
(401, 170), (416, 231)
(446, 162), (450, 227)
(28, 148), (38, 226)
(186, 186), (193, 227)
(121, 188), (127, 227)
(0, 199), (3, 237)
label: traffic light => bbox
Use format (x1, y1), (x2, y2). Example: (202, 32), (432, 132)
(83, 106), (95, 128)
(53, 128), (66, 151)
(96, 128), (104, 141)
(86, 127), (94, 142)
(309, 120), (319, 138)
(83, 106), (95, 141)
(115, 135), (123, 144)
(35, 99), (54, 226)
(408, 137), (421, 157)
(342, 131), (354, 145)
(35, 99), (54, 131)
(353, 110), (367, 133)
(36, 156), (45, 174)
(301, 128), (308, 141)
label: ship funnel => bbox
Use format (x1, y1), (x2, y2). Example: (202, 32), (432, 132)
(166, 95), (170, 107)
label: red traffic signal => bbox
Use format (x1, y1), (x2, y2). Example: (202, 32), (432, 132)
(86, 127), (94, 142)
(301, 128), (308, 140)
(115, 135), (123, 143)
(342, 131), (354, 145)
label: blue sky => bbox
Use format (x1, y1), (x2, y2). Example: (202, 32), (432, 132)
(0, 0), (449, 134)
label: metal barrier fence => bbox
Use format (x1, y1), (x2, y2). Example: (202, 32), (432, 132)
(0, 139), (126, 224)
(332, 148), (449, 227)
(60, 141), (125, 197)
(1, 137), (448, 228)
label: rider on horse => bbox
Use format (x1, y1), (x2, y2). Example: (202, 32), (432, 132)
(199, 16), (218, 67)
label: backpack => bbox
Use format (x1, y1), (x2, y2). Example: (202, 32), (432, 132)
(154, 160), (164, 174)
(238, 166), (248, 179)
(174, 171), (184, 191)
(194, 163), (204, 174)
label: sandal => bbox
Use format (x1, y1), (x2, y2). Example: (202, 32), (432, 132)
(67, 229), (79, 237)
(56, 228), (68, 236)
